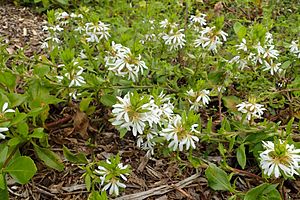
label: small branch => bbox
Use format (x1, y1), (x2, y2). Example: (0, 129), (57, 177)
(45, 115), (73, 129)
(114, 173), (200, 200)
(229, 167), (263, 181)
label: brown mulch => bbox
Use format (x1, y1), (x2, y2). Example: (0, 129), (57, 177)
(0, 3), (46, 57)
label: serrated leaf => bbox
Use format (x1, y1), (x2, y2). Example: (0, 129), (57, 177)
(237, 144), (246, 169)
(245, 183), (281, 200)
(34, 144), (64, 171)
(205, 163), (234, 192)
(5, 156), (37, 184)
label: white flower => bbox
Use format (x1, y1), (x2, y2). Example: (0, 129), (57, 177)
(2, 102), (15, 114)
(160, 19), (169, 28)
(235, 38), (247, 52)
(194, 26), (227, 52)
(263, 45), (279, 59)
(260, 140), (300, 178)
(49, 25), (64, 32)
(161, 115), (199, 151)
(263, 60), (282, 75)
(255, 42), (265, 55)
(187, 89), (210, 111)
(137, 128), (158, 156)
(265, 32), (274, 44)
(190, 14), (206, 26)
(57, 63), (86, 87)
(85, 21), (110, 42)
(66, 66), (86, 87)
(102, 179), (126, 196)
(95, 157), (130, 196)
(0, 127), (9, 139)
(290, 40), (299, 54)
(162, 29), (186, 50)
(289, 41), (300, 58)
(111, 93), (159, 136)
(229, 56), (248, 70)
(236, 100), (266, 120)
(106, 43), (147, 81)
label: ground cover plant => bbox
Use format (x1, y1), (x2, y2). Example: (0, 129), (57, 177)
(0, 0), (300, 199)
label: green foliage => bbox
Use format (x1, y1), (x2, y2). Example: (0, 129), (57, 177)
(5, 156), (37, 184)
(1, 0), (300, 198)
(244, 183), (281, 200)
(205, 163), (234, 192)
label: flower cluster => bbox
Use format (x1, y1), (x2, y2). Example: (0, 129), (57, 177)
(85, 21), (111, 43)
(260, 140), (300, 178)
(194, 26), (228, 52)
(230, 32), (282, 75)
(186, 89), (210, 111)
(162, 29), (186, 51)
(190, 12), (207, 28)
(105, 41), (148, 81)
(57, 61), (86, 88)
(160, 114), (200, 151)
(159, 19), (186, 51)
(111, 92), (161, 137)
(236, 98), (266, 121)
(290, 40), (300, 58)
(0, 102), (15, 140)
(112, 91), (200, 155)
(111, 91), (202, 154)
(95, 155), (130, 196)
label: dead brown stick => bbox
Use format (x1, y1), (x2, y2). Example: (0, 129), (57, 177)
(45, 115), (72, 129)
(114, 173), (200, 200)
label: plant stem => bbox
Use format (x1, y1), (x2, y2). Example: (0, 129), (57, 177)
(2, 144), (20, 169)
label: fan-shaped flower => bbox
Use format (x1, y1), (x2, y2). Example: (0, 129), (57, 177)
(260, 140), (300, 178)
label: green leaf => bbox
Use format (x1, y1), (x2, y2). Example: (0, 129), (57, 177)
(33, 65), (50, 77)
(8, 137), (22, 147)
(205, 163), (234, 192)
(237, 144), (246, 169)
(222, 96), (240, 111)
(80, 98), (92, 112)
(5, 156), (37, 184)
(0, 173), (6, 190)
(0, 71), (16, 91)
(30, 128), (46, 139)
(85, 173), (91, 192)
(34, 144), (64, 171)
(286, 118), (294, 135)
(10, 112), (27, 126)
(244, 183), (281, 200)
(17, 122), (29, 138)
(0, 174), (8, 200)
(100, 94), (117, 107)
(88, 191), (108, 200)
(233, 22), (247, 39)
(56, 0), (69, 5)
(63, 146), (88, 164)
(0, 144), (8, 168)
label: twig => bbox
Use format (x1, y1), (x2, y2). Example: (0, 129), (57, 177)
(230, 167), (263, 181)
(45, 115), (72, 129)
(114, 173), (200, 200)
(172, 185), (195, 200)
